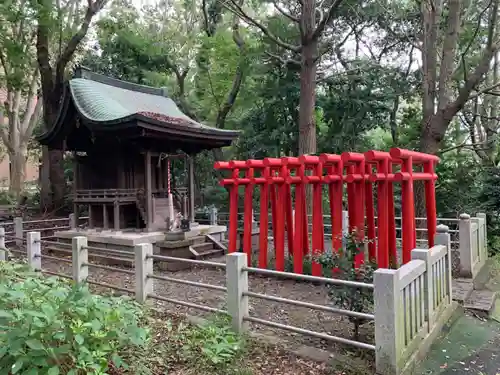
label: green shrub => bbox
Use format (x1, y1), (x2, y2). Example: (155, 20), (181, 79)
(317, 232), (377, 340)
(172, 316), (245, 371)
(0, 262), (149, 374)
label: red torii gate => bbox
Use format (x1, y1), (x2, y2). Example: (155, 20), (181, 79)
(215, 148), (439, 275)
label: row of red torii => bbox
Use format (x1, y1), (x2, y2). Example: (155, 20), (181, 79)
(214, 148), (439, 275)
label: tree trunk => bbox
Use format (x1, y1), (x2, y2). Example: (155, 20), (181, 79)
(41, 99), (66, 212)
(40, 147), (51, 210)
(298, 41), (318, 155)
(416, 114), (446, 219)
(9, 150), (27, 198)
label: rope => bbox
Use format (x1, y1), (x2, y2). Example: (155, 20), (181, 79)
(167, 157), (171, 195)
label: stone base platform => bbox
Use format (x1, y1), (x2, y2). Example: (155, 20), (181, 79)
(54, 229), (165, 247)
(51, 225), (228, 269)
(164, 225), (227, 242)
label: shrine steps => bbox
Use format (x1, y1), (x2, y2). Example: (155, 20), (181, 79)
(155, 234), (227, 271)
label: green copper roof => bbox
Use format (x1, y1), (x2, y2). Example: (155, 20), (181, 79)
(37, 68), (240, 151)
(70, 78), (213, 131)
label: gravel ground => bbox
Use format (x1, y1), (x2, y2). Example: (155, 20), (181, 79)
(36, 245), (374, 357)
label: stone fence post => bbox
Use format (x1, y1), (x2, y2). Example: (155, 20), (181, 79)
(0, 227), (5, 261)
(69, 213), (77, 229)
(435, 225), (452, 305)
(458, 213), (473, 278)
(135, 243), (153, 303)
(72, 236), (88, 282)
(342, 210), (349, 249)
(374, 267), (402, 375)
(477, 212), (488, 260)
(26, 231), (41, 271)
(209, 207), (218, 226)
(14, 217), (23, 246)
(226, 252), (249, 333)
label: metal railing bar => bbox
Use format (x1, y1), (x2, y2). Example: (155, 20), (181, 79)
(0, 222), (14, 226)
(41, 270), (73, 279)
(149, 274), (227, 292)
(9, 249), (25, 255)
(23, 226), (70, 233)
(86, 280), (134, 294)
(243, 267), (374, 290)
(43, 247), (72, 255)
(212, 213), (461, 222)
(38, 240), (72, 247)
(148, 254), (226, 268)
(244, 316), (375, 351)
(84, 262), (135, 275)
(84, 246), (134, 257)
(147, 293), (227, 314)
(244, 291), (374, 320)
(41, 255), (72, 264)
(23, 218), (70, 224)
(85, 253), (134, 264)
(4, 235), (25, 241)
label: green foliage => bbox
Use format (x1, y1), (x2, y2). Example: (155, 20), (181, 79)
(0, 190), (18, 206)
(0, 262), (149, 374)
(158, 316), (246, 373)
(181, 317), (243, 367)
(318, 233), (377, 339)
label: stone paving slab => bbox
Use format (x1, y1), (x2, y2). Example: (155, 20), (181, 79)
(416, 311), (500, 374)
(464, 290), (497, 315)
(452, 279), (474, 303)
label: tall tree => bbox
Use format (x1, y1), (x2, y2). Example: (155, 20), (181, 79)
(35, 0), (107, 211)
(221, 0), (346, 155)
(200, 0), (246, 130)
(419, 0), (500, 154)
(0, 0), (43, 197)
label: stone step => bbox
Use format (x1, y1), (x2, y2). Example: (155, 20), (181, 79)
(464, 290), (497, 316)
(191, 242), (214, 252)
(453, 278), (474, 303)
(196, 248), (225, 259)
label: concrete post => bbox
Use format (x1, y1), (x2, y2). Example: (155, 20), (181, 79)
(26, 231), (41, 271)
(209, 207), (218, 226)
(477, 213), (487, 260)
(434, 225), (452, 305)
(458, 213), (473, 278)
(72, 236), (88, 283)
(411, 248), (434, 330)
(226, 253), (249, 333)
(135, 243), (153, 303)
(342, 210), (349, 249)
(0, 227), (6, 261)
(374, 267), (403, 375)
(14, 217), (23, 246)
(69, 213), (76, 229)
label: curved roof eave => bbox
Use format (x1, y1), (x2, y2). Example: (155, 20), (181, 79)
(36, 84), (72, 146)
(36, 86), (241, 146)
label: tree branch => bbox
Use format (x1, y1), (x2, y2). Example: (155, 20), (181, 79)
(272, 0), (299, 23)
(446, 40), (500, 117)
(201, 0), (212, 36)
(55, 0), (107, 85)
(22, 99), (43, 144)
(20, 69), (40, 137)
(265, 51), (301, 66)
(0, 107), (14, 155)
(437, 0), (461, 110)
(469, 81), (500, 100)
(312, 0), (345, 41)
(220, 0), (301, 52)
